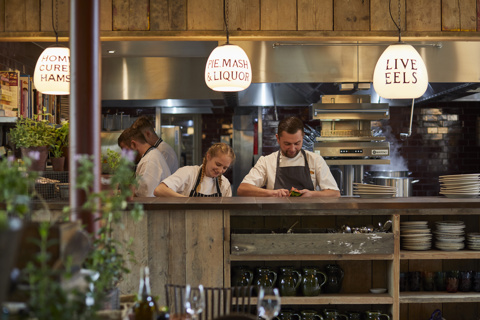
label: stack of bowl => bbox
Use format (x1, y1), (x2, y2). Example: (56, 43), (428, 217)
(466, 233), (480, 250)
(400, 221), (432, 251)
(439, 173), (480, 198)
(434, 220), (465, 251)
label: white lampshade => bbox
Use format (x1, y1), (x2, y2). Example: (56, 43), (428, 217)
(373, 43), (428, 99)
(205, 44), (252, 92)
(33, 46), (70, 95)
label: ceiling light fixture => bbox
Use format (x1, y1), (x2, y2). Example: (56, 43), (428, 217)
(373, 0), (428, 99)
(33, 0), (70, 95)
(204, 0), (252, 92)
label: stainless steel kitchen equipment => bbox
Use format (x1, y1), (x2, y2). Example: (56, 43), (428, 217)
(364, 170), (419, 197)
(312, 95), (390, 196)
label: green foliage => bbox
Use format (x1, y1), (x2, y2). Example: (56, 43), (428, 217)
(0, 156), (38, 229)
(9, 115), (56, 148)
(75, 151), (144, 293)
(101, 148), (121, 174)
(26, 222), (97, 320)
(51, 120), (69, 158)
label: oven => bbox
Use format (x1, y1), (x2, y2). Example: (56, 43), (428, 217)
(311, 95), (391, 196)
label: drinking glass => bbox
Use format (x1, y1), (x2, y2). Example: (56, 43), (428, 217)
(184, 284), (205, 320)
(257, 287), (281, 320)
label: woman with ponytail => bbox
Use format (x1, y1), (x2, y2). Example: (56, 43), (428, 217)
(154, 142), (235, 197)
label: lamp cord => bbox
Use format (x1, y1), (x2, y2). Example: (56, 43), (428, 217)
(223, 0), (230, 44)
(388, 0), (402, 42)
(52, 0), (59, 44)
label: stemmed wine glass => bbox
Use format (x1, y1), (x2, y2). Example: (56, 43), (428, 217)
(257, 287), (281, 320)
(184, 284), (205, 320)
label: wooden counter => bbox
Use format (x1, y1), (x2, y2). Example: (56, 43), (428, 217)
(125, 196), (480, 211)
(108, 197), (480, 320)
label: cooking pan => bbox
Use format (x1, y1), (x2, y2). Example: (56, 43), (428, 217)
(365, 170), (412, 178)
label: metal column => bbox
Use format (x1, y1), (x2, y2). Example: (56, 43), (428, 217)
(69, 0), (101, 233)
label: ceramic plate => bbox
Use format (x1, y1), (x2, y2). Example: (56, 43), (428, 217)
(440, 181), (480, 186)
(439, 173), (480, 178)
(440, 186), (480, 193)
(401, 229), (432, 234)
(401, 221), (428, 225)
(369, 288), (387, 294)
(402, 245), (431, 251)
(435, 238), (465, 243)
(353, 183), (395, 189)
(435, 220), (465, 225)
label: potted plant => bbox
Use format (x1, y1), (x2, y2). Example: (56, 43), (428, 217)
(101, 148), (121, 190)
(101, 148), (121, 174)
(8, 115), (55, 171)
(24, 222), (96, 320)
(75, 150), (144, 309)
(0, 156), (38, 305)
(51, 120), (69, 171)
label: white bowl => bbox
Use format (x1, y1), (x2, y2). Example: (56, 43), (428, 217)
(369, 288), (387, 294)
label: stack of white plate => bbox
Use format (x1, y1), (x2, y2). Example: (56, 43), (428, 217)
(466, 233), (480, 250)
(435, 220), (465, 251)
(353, 183), (397, 198)
(400, 221), (432, 250)
(439, 173), (480, 198)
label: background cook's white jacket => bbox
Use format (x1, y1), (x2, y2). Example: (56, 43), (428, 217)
(156, 140), (179, 174)
(136, 148), (172, 197)
(241, 150), (339, 191)
(161, 165), (232, 197)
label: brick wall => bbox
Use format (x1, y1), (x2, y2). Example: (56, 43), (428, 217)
(201, 107), (235, 181)
(261, 107), (319, 155)
(386, 102), (480, 196)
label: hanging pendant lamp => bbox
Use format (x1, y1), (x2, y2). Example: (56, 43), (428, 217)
(205, 0), (252, 92)
(34, 45), (70, 95)
(33, 0), (70, 95)
(373, 0), (428, 99)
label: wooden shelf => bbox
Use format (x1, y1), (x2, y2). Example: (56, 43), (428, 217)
(235, 294), (393, 306)
(230, 254), (394, 261)
(0, 116), (17, 123)
(400, 292), (480, 303)
(400, 250), (480, 260)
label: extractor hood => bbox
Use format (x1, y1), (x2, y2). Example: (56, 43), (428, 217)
(101, 41), (480, 109)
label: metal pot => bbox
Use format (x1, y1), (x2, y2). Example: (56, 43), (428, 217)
(366, 176), (419, 197)
(365, 170), (412, 178)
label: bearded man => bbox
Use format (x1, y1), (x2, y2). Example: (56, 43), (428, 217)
(237, 117), (340, 198)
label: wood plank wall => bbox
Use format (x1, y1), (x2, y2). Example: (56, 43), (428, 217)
(0, 0), (477, 35)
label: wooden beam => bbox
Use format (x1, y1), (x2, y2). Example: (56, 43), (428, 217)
(1, 30), (480, 42)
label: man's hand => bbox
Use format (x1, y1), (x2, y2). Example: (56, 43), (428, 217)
(270, 189), (290, 197)
(297, 189), (341, 198)
(297, 189), (314, 197)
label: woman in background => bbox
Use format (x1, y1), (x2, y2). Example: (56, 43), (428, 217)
(154, 142), (235, 197)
